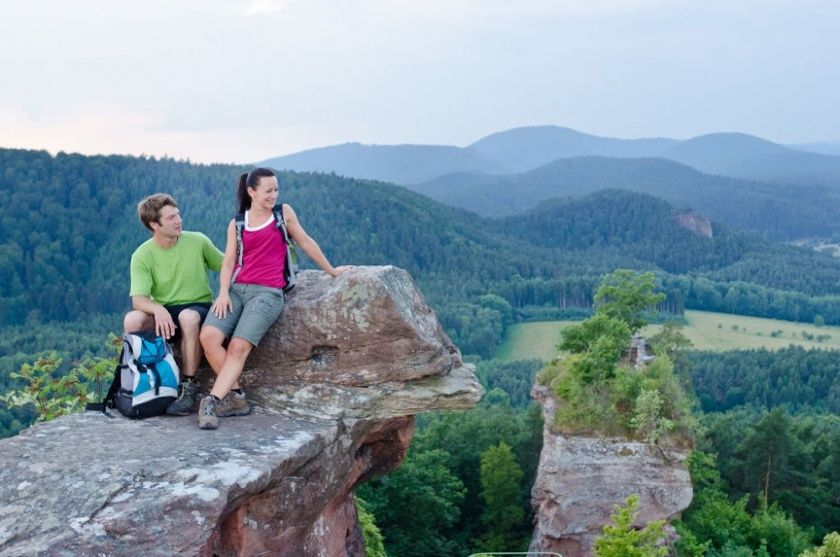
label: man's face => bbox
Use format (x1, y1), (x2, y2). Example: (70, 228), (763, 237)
(151, 205), (182, 238)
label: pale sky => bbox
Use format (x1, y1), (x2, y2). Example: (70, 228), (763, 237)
(1, 0), (837, 163)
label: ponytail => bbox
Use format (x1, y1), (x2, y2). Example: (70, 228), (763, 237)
(236, 172), (250, 214)
(235, 168), (276, 214)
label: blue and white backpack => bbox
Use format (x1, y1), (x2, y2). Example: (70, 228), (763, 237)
(90, 331), (180, 419)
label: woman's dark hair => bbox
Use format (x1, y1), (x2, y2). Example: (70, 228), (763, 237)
(236, 167), (277, 213)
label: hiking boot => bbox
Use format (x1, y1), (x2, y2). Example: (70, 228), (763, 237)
(166, 378), (200, 416)
(198, 395), (219, 430)
(216, 391), (252, 417)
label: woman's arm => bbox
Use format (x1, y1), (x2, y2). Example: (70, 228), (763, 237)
(212, 220), (238, 318)
(283, 204), (351, 277)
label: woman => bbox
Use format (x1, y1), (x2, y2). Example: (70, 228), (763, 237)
(198, 167), (350, 430)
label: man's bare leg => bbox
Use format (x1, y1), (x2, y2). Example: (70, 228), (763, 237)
(123, 310), (154, 333)
(177, 309), (203, 378)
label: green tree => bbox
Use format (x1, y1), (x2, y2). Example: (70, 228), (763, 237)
(631, 388), (674, 445)
(356, 496), (387, 557)
(559, 313), (630, 383)
(1, 350), (114, 422)
(476, 442), (525, 552)
(358, 448), (466, 557)
(733, 408), (802, 506)
(594, 495), (668, 557)
(801, 532), (840, 557)
(594, 270), (666, 334)
(649, 320), (693, 370)
(747, 505), (812, 557)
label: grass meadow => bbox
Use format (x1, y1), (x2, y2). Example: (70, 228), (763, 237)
(494, 310), (840, 362)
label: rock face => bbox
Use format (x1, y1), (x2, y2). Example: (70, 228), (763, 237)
(529, 385), (693, 557)
(0, 266), (483, 557)
(672, 210), (713, 238)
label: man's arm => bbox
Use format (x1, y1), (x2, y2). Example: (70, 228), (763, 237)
(202, 233), (225, 272)
(129, 249), (176, 338)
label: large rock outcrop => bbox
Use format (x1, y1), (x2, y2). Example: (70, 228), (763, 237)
(0, 266), (482, 557)
(529, 385), (693, 557)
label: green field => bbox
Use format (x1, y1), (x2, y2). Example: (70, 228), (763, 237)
(494, 310), (840, 362)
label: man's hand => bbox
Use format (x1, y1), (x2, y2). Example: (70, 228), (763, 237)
(152, 305), (177, 339)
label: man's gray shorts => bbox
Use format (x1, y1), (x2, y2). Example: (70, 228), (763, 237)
(203, 283), (285, 346)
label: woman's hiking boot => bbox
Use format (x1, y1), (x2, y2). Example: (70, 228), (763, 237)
(166, 378), (200, 416)
(198, 395), (220, 430)
(216, 391), (252, 417)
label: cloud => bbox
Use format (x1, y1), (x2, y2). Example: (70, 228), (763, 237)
(244, 0), (286, 15)
(0, 104), (329, 163)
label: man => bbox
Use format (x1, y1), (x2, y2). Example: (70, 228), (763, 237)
(124, 193), (224, 416)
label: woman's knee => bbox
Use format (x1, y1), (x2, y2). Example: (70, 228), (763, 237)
(200, 326), (224, 349)
(227, 338), (253, 360)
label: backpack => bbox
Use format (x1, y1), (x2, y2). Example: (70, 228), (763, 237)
(233, 202), (299, 293)
(88, 331), (180, 419)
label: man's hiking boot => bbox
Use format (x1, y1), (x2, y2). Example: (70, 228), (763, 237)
(167, 379), (200, 416)
(216, 391), (252, 417)
(198, 395), (219, 430)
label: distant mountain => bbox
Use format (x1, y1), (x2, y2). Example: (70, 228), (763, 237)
(417, 156), (840, 240)
(661, 133), (840, 187)
(466, 126), (676, 173)
(259, 125), (840, 193)
(258, 142), (503, 185)
(788, 141), (840, 157)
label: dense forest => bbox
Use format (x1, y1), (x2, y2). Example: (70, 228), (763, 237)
(419, 156), (840, 240)
(5, 147), (840, 438)
(358, 277), (840, 556)
(5, 148), (840, 328)
(2, 148), (839, 553)
(687, 347), (840, 414)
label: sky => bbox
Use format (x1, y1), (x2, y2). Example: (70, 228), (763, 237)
(1, 0), (838, 164)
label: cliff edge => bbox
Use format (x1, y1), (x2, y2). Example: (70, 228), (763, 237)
(529, 384), (693, 557)
(0, 266), (483, 557)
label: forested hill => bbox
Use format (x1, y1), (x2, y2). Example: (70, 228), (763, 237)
(5, 146), (840, 342)
(0, 147), (620, 326)
(418, 157), (840, 240)
(503, 190), (750, 274)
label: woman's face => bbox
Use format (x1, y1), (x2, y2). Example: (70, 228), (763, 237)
(249, 176), (279, 210)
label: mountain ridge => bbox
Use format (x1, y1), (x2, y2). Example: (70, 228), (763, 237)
(259, 125), (840, 189)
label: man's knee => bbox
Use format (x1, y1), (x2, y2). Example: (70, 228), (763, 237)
(178, 309), (202, 335)
(124, 310), (152, 333)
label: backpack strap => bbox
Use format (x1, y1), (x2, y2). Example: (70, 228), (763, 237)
(233, 204), (298, 292)
(272, 203), (292, 245)
(232, 211), (246, 283)
(85, 361), (121, 417)
(148, 362), (161, 396)
(272, 203), (298, 293)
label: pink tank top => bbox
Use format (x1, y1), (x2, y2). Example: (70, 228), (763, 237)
(234, 212), (288, 289)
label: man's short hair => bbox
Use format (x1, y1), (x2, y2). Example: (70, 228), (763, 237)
(138, 193), (178, 232)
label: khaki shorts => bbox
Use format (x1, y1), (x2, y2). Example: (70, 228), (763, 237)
(203, 283), (285, 346)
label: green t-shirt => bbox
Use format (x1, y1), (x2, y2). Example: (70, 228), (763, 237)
(129, 231), (224, 306)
